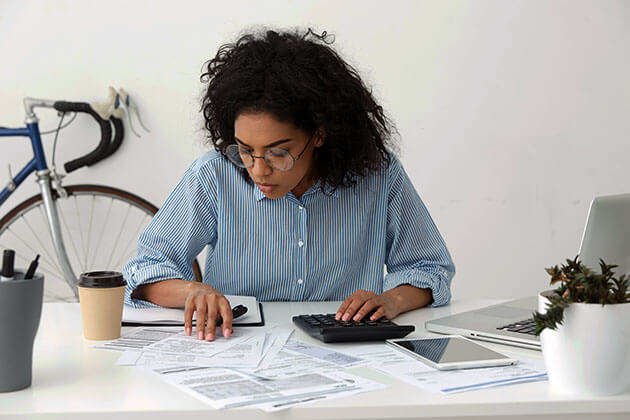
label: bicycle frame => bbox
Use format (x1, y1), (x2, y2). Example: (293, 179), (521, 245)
(0, 123), (48, 206)
(0, 100), (78, 296)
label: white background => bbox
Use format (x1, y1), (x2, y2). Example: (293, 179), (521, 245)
(1, 0), (629, 301)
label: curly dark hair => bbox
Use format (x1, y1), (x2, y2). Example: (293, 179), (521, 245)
(200, 28), (396, 191)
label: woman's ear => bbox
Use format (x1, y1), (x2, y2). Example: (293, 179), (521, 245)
(314, 127), (325, 147)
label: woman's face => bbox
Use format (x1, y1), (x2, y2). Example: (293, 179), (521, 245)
(233, 112), (323, 199)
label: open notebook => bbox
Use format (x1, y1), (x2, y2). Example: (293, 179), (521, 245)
(122, 295), (264, 326)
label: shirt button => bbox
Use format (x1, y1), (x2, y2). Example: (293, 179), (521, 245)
(298, 240), (304, 247)
(297, 278), (303, 284)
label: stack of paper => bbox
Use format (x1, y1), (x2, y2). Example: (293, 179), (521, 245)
(95, 327), (386, 411)
(95, 308), (548, 411)
(348, 344), (548, 394)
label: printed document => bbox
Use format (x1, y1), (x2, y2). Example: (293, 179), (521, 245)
(284, 339), (364, 366)
(143, 363), (385, 412)
(366, 344), (547, 393)
(246, 340), (363, 381)
(95, 326), (549, 411)
(116, 327), (293, 369)
(93, 327), (182, 351)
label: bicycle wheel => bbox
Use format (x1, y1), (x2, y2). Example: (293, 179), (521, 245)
(0, 184), (202, 302)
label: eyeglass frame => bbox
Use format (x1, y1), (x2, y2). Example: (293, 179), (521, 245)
(224, 134), (315, 172)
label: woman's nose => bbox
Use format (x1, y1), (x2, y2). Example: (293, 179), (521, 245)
(250, 156), (272, 177)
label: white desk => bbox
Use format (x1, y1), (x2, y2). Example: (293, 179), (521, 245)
(1, 300), (629, 419)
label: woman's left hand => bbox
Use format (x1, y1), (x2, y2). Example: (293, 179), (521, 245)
(335, 289), (401, 322)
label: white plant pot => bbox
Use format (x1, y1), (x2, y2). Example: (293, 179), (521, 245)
(538, 292), (630, 396)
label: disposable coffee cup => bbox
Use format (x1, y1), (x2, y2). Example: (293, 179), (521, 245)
(77, 271), (126, 340)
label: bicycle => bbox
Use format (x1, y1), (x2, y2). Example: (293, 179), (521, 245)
(0, 92), (201, 302)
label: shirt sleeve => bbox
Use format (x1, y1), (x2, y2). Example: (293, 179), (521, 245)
(383, 158), (456, 307)
(122, 160), (218, 308)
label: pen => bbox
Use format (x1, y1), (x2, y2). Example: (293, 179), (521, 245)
(24, 254), (40, 280)
(1, 249), (15, 282)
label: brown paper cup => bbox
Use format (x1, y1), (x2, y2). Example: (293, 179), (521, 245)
(77, 271), (126, 340)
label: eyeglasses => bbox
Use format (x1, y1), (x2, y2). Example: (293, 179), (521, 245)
(224, 135), (314, 172)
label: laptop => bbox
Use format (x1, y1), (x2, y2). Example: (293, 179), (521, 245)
(425, 193), (630, 350)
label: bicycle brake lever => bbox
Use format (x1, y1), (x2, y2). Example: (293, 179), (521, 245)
(117, 88), (150, 137)
(124, 89), (151, 134)
(114, 90), (140, 138)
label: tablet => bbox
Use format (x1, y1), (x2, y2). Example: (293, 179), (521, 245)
(386, 336), (518, 370)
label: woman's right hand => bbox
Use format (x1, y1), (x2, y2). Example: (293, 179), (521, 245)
(183, 285), (233, 341)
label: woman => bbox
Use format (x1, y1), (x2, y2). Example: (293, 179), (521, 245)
(124, 28), (455, 341)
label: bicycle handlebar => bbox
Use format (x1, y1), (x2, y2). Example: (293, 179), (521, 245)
(52, 101), (113, 173)
(106, 116), (125, 159)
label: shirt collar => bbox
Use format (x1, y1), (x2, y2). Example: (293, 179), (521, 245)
(254, 180), (339, 202)
(303, 180), (339, 198)
(254, 186), (266, 201)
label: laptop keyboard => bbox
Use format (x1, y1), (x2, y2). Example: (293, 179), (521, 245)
(497, 318), (537, 335)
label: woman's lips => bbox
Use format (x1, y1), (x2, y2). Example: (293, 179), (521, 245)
(256, 183), (277, 193)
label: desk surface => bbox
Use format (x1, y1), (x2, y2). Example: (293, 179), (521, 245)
(1, 300), (629, 420)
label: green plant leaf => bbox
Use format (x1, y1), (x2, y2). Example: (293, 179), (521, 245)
(537, 256), (628, 334)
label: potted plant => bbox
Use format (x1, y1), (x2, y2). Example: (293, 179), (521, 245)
(534, 256), (630, 395)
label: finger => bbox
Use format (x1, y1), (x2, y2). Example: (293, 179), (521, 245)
(336, 290), (365, 320)
(342, 296), (369, 321)
(369, 306), (386, 321)
(335, 297), (354, 320)
(205, 296), (218, 341)
(353, 300), (379, 321)
(184, 298), (194, 336)
(218, 298), (233, 338)
(195, 299), (207, 340)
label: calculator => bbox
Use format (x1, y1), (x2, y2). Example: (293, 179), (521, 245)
(292, 313), (415, 343)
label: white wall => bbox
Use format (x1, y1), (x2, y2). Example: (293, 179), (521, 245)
(1, 0), (629, 301)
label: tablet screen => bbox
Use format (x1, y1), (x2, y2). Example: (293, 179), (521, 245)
(395, 338), (508, 363)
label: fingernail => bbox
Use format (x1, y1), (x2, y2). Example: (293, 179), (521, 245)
(343, 314), (350, 321)
(335, 313), (341, 320)
(186, 327), (191, 336)
(223, 328), (230, 337)
(353, 314), (360, 321)
(208, 334), (214, 341)
(206, 333), (212, 340)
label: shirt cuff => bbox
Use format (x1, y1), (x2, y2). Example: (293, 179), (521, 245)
(383, 269), (452, 307)
(123, 263), (186, 308)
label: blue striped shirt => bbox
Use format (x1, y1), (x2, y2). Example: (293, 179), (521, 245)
(123, 150), (455, 308)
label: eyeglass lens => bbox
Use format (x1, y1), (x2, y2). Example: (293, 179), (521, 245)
(225, 144), (294, 171)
